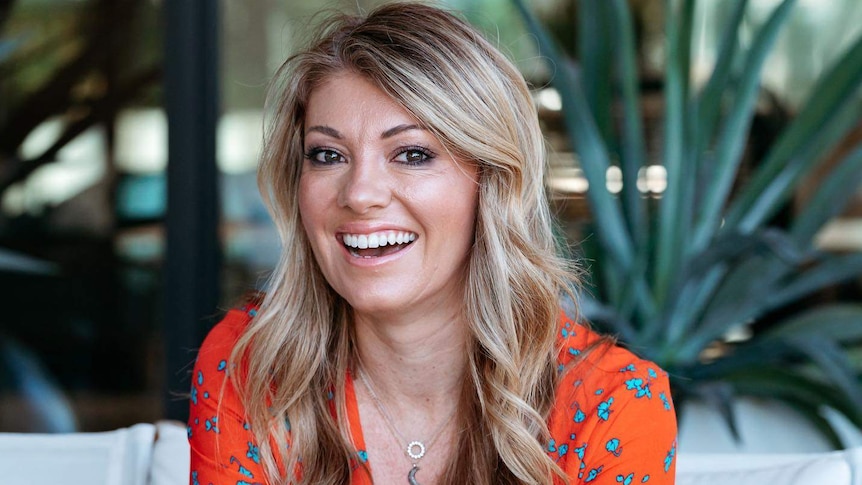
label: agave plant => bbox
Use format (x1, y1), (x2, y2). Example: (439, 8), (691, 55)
(512, 0), (862, 444)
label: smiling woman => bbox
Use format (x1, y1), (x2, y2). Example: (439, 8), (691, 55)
(299, 72), (479, 318)
(187, 3), (677, 485)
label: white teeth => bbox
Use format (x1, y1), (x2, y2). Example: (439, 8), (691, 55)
(342, 231), (417, 249)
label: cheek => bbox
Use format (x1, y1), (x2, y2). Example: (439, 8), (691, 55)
(297, 178), (323, 236)
(296, 179), (334, 274)
(449, 169), (480, 227)
(431, 175), (479, 238)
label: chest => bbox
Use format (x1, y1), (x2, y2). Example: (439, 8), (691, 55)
(354, 396), (454, 485)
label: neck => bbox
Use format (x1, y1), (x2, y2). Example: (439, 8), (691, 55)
(352, 307), (468, 411)
(351, 308), (467, 485)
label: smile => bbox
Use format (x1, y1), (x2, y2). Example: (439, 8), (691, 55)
(341, 230), (417, 258)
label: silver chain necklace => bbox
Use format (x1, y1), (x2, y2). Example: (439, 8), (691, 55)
(357, 370), (457, 485)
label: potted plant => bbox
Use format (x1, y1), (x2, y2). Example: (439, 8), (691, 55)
(512, 0), (862, 446)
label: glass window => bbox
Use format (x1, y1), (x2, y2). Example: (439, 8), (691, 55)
(0, 0), (164, 432)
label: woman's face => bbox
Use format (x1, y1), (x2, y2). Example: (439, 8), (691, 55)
(298, 72), (479, 318)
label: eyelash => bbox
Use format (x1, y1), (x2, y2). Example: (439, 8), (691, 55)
(393, 145), (436, 166)
(303, 145), (437, 166)
(304, 147), (344, 165)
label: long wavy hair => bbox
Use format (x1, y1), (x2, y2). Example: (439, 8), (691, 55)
(230, 3), (581, 483)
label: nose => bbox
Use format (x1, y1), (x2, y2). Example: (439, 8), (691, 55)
(336, 158), (392, 213)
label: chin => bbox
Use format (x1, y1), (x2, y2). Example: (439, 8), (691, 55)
(343, 296), (407, 316)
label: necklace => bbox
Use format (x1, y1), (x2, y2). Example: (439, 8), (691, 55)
(357, 369), (457, 485)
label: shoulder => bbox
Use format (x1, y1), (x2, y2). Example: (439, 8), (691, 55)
(190, 301), (260, 404)
(197, 303), (259, 362)
(188, 300), (260, 434)
(188, 301), (267, 483)
(195, 292), (263, 366)
(555, 339), (675, 422)
(554, 310), (672, 407)
(547, 311), (678, 482)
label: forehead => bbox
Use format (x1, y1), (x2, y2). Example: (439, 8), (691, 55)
(304, 72), (419, 130)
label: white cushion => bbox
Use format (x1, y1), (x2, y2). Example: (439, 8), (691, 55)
(678, 398), (833, 453)
(149, 420), (190, 485)
(0, 423), (155, 485)
(677, 448), (862, 485)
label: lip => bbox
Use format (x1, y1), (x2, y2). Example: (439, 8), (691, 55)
(335, 221), (414, 235)
(334, 223), (417, 267)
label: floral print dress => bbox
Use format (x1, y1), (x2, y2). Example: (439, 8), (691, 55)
(188, 305), (677, 484)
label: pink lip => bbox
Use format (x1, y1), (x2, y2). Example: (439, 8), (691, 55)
(335, 221), (413, 235)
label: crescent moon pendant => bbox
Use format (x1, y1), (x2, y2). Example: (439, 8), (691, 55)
(408, 464), (420, 485)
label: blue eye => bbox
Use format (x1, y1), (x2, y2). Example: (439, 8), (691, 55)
(304, 148), (344, 165)
(394, 146), (435, 166)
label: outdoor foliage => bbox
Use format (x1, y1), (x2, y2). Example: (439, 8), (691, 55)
(514, 0), (862, 445)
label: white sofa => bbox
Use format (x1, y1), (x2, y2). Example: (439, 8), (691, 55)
(1, 420), (861, 484)
(678, 448), (862, 485)
(0, 421), (188, 485)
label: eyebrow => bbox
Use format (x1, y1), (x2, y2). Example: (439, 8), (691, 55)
(381, 124), (423, 139)
(306, 125), (342, 138)
(305, 124), (424, 140)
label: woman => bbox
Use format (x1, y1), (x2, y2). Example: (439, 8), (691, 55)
(188, 3), (677, 484)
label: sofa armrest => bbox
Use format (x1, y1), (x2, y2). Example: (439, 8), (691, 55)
(0, 423), (156, 485)
(149, 420), (190, 485)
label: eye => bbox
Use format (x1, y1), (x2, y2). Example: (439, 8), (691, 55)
(304, 147), (345, 165)
(393, 146), (435, 166)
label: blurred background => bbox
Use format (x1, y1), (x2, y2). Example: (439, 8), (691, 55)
(0, 0), (860, 448)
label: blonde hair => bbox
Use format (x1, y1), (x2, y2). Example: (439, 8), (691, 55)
(231, 3), (579, 483)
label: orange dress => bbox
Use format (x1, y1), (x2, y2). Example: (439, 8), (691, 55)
(188, 305), (677, 484)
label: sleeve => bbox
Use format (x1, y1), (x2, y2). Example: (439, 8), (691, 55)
(549, 347), (678, 485)
(188, 307), (268, 485)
